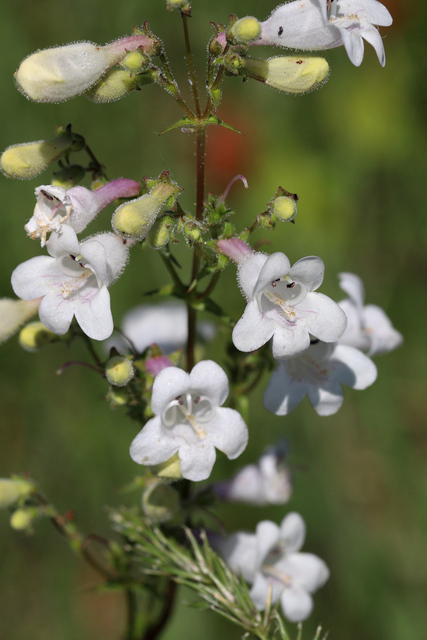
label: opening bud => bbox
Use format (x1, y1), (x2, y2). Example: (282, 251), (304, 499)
(246, 56), (330, 94)
(105, 355), (135, 387)
(112, 172), (181, 240)
(0, 478), (34, 508)
(142, 481), (181, 523)
(0, 132), (75, 180)
(0, 298), (40, 345)
(229, 17), (261, 43)
(19, 321), (56, 352)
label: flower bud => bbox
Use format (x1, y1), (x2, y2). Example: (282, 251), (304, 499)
(230, 17), (261, 43)
(105, 355), (134, 386)
(121, 51), (147, 73)
(112, 173), (181, 240)
(269, 188), (299, 223)
(0, 298), (40, 345)
(166, 0), (191, 13)
(0, 478), (34, 508)
(106, 386), (129, 408)
(146, 215), (174, 249)
(85, 68), (143, 103)
(150, 453), (182, 480)
(0, 132), (75, 180)
(246, 56), (330, 94)
(19, 321), (56, 352)
(15, 34), (158, 103)
(142, 481), (181, 523)
(10, 508), (36, 531)
(51, 164), (86, 189)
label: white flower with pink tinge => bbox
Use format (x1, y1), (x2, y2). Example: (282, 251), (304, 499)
(230, 247), (347, 359)
(25, 179), (140, 247)
(257, 0), (393, 67)
(130, 360), (248, 482)
(338, 272), (403, 356)
(217, 512), (329, 622)
(264, 339), (377, 416)
(11, 225), (128, 340)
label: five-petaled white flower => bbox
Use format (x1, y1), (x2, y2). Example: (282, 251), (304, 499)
(11, 225), (128, 340)
(233, 252), (347, 359)
(257, 0), (393, 67)
(264, 339), (377, 416)
(338, 272), (403, 356)
(215, 441), (292, 506)
(129, 360), (248, 482)
(217, 512), (329, 622)
(25, 179), (140, 247)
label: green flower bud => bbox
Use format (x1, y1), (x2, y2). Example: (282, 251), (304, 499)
(105, 355), (134, 387)
(142, 481), (181, 523)
(85, 68), (142, 103)
(19, 321), (56, 352)
(230, 17), (261, 43)
(0, 132), (75, 180)
(0, 298), (40, 345)
(0, 478), (34, 508)
(146, 215), (174, 249)
(166, 0), (191, 13)
(51, 164), (86, 189)
(246, 56), (330, 94)
(112, 173), (181, 240)
(106, 387), (129, 409)
(150, 453), (182, 480)
(121, 51), (147, 73)
(10, 508), (36, 531)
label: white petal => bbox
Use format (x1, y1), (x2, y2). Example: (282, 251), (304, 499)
(121, 302), (188, 353)
(81, 233), (128, 285)
(47, 225), (80, 258)
(288, 256), (324, 292)
(253, 253), (291, 297)
(215, 532), (258, 583)
(263, 362), (308, 415)
(363, 305), (403, 355)
(151, 367), (191, 416)
(255, 520), (281, 565)
(338, 272), (365, 310)
(238, 253), (268, 300)
(178, 441), (217, 481)
(280, 585), (313, 622)
(207, 407), (248, 459)
(280, 512), (306, 553)
(130, 416), (179, 465)
(339, 0), (393, 26)
(233, 300), (275, 352)
(190, 360), (229, 407)
(340, 28), (365, 66)
(271, 322), (311, 359)
(338, 299), (370, 351)
(361, 24), (386, 66)
(11, 256), (58, 300)
(301, 292), (348, 342)
(67, 187), (101, 232)
(307, 381), (344, 416)
(38, 292), (75, 334)
(250, 573), (280, 610)
(279, 552), (330, 592)
(331, 344), (378, 388)
(74, 285), (113, 340)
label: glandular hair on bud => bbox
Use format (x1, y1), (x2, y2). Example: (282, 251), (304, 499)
(85, 68), (142, 103)
(0, 133), (73, 180)
(105, 355), (134, 386)
(19, 321), (55, 352)
(246, 56), (330, 94)
(230, 17), (261, 43)
(112, 178), (181, 240)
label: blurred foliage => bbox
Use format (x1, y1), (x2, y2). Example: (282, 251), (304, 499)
(0, 0), (426, 639)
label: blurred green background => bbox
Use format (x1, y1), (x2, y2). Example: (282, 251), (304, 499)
(1, 0), (426, 638)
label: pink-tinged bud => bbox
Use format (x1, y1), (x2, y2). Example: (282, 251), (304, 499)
(217, 238), (253, 265)
(81, 178), (141, 211)
(145, 355), (174, 377)
(15, 34), (158, 103)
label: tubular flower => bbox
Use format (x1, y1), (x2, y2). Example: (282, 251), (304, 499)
(264, 339), (377, 416)
(11, 225), (128, 340)
(257, 0), (393, 67)
(129, 360), (248, 482)
(217, 512), (329, 622)
(232, 252), (347, 359)
(337, 272), (403, 356)
(25, 179), (141, 246)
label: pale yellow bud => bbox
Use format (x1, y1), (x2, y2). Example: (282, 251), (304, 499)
(142, 481), (181, 523)
(150, 453), (182, 480)
(105, 355), (134, 387)
(112, 177), (181, 240)
(10, 509), (35, 530)
(0, 134), (73, 180)
(246, 56), (330, 94)
(146, 215), (174, 249)
(121, 51), (146, 73)
(0, 478), (34, 508)
(166, 0), (191, 12)
(0, 298), (40, 345)
(106, 387), (129, 408)
(85, 68), (141, 103)
(19, 321), (55, 352)
(230, 17), (261, 43)
(273, 195), (297, 222)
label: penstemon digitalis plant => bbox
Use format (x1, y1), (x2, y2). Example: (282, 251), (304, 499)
(0, 1), (402, 639)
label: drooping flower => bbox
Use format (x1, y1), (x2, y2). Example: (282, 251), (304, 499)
(257, 0), (393, 67)
(338, 272), (403, 356)
(232, 251), (347, 359)
(217, 512), (329, 622)
(215, 441), (292, 505)
(129, 360), (248, 482)
(11, 225), (128, 340)
(25, 179), (141, 246)
(264, 339), (377, 416)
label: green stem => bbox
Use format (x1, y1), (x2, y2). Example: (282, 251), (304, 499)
(158, 51), (195, 119)
(142, 580), (177, 640)
(182, 12), (201, 117)
(197, 271), (220, 300)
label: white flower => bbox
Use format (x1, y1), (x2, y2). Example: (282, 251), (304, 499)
(215, 442), (292, 505)
(258, 0), (393, 67)
(233, 252), (347, 359)
(25, 179), (141, 247)
(264, 339), (377, 416)
(217, 512), (329, 622)
(11, 225), (128, 340)
(129, 360), (248, 482)
(338, 272), (403, 356)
